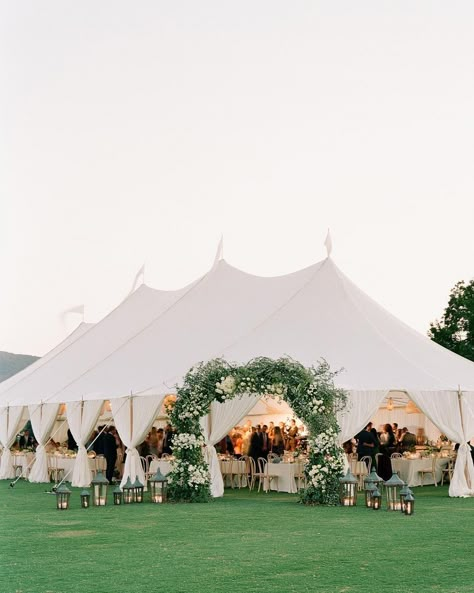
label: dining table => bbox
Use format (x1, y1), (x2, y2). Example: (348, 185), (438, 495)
(390, 456), (450, 487)
(265, 461), (298, 493)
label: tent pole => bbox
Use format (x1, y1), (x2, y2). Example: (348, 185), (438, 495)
(458, 386), (471, 490)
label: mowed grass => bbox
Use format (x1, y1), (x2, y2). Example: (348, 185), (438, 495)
(0, 481), (472, 593)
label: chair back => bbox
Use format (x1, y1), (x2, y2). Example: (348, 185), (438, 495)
(257, 457), (267, 475)
(95, 455), (107, 473)
(359, 456), (372, 472)
(391, 452), (402, 458)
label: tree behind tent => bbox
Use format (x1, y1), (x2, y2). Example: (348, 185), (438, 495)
(429, 279), (474, 362)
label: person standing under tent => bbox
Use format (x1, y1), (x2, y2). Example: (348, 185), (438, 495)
(103, 426), (118, 483)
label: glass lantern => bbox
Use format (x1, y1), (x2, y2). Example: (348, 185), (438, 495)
(80, 489), (91, 508)
(122, 477), (134, 504)
(339, 469), (358, 506)
(91, 470), (109, 506)
(364, 467), (384, 492)
(364, 481), (376, 508)
(404, 492), (415, 516)
(113, 485), (123, 505)
(55, 483), (71, 510)
(372, 487), (382, 510)
(149, 468), (168, 503)
(399, 484), (412, 513)
(132, 476), (144, 503)
(383, 472), (405, 511)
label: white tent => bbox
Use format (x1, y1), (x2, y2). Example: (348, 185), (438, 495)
(1, 254), (473, 496)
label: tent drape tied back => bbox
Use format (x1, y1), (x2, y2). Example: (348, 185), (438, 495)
(112, 394), (165, 490)
(199, 394), (259, 497)
(28, 403), (60, 483)
(0, 405), (25, 480)
(67, 399), (103, 487)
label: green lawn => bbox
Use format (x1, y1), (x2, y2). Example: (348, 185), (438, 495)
(0, 481), (472, 593)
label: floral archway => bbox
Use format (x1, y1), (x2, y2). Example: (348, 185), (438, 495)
(168, 357), (348, 505)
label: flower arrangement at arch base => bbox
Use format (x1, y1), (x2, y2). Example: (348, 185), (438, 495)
(167, 357), (348, 505)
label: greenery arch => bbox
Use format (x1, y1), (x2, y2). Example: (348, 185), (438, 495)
(167, 357), (347, 505)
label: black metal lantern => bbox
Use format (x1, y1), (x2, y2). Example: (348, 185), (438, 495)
(122, 477), (134, 504)
(149, 468), (168, 503)
(55, 483), (71, 510)
(339, 469), (358, 506)
(91, 470), (109, 506)
(364, 467), (384, 492)
(80, 489), (91, 509)
(404, 492), (415, 516)
(399, 484), (412, 513)
(113, 485), (123, 506)
(132, 476), (144, 503)
(383, 472), (405, 511)
(372, 487), (382, 510)
(364, 481), (376, 508)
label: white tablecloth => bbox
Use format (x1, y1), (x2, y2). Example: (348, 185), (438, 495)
(265, 462), (298, 493)
(391, 457), (449, 487)
(11, 453), (97, 480)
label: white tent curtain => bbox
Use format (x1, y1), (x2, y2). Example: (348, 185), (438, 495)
(28, 403), (60, 483)
(200, 394), (259, 497)
(461, 391), (474, 441)
(0, 405), (25, 480)
(66, 399), (103, 487)
(337, 390), (389, 443)
(112, 394), (165, 489)
(409, 390), (474, 497)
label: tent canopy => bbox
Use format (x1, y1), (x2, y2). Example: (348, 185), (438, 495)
(1, 256), (474, 406)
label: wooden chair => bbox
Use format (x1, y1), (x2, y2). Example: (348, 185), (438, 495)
(418, 456), (437, 486)
(294, 460), (307, 490)
(266, 456), (280, 492)
(48, 456), (65, 483)
(255, 457), (267, 493)
(441, 457), (455, 485)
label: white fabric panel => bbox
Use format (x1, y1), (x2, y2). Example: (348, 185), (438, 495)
(337, 391), (388, 443)
(1, 281), (197, 405)
(461, 392), (474, 440)
(200, 394), (259, 497)
(66, 399), (103, 487)
(28, 403), (60, 483)
(0, 406), (25, 479)
(112, 394), (164, 489)
(409, 390), (474, 497)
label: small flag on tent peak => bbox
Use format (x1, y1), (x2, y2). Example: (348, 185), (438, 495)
(324, 230), (333, 258)
(213, 235), (224, 266)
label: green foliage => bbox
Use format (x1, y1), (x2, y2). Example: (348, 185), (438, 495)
(429, 279), (474, 362)
(169, 357), (347, 505)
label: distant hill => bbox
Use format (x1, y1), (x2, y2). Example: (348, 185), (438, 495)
(0, 351), (39, 383)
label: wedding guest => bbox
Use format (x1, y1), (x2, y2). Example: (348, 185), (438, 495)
(399, 427), (416, 452)
(148, 427), (160, 457)
(355, 423), (377, 464)
(163, 423), (174, 455)
(104, 426), (118, 482)
(232, 432), (243, 458)
(378, 423), (395, 480)
(156, 428), (164, 457)
(268, 422), (275, 446)
(287, 419), (298, 452)
(272, 426), (285, 456)
(248, 426), (260, 465)
(260, 425), (270, 458)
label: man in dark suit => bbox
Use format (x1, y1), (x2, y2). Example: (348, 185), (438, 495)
(399, 427), (416, 452)
(355, 422), (377, 464)
(103, 426), (117, 482)
(248, 426), (261, 466)
(19, 429), (35, 449)
(260, 424), (270, 459)
(163, 423), (174, 455)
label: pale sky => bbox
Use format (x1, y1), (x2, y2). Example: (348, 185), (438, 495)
(1, 1), (473, 356)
